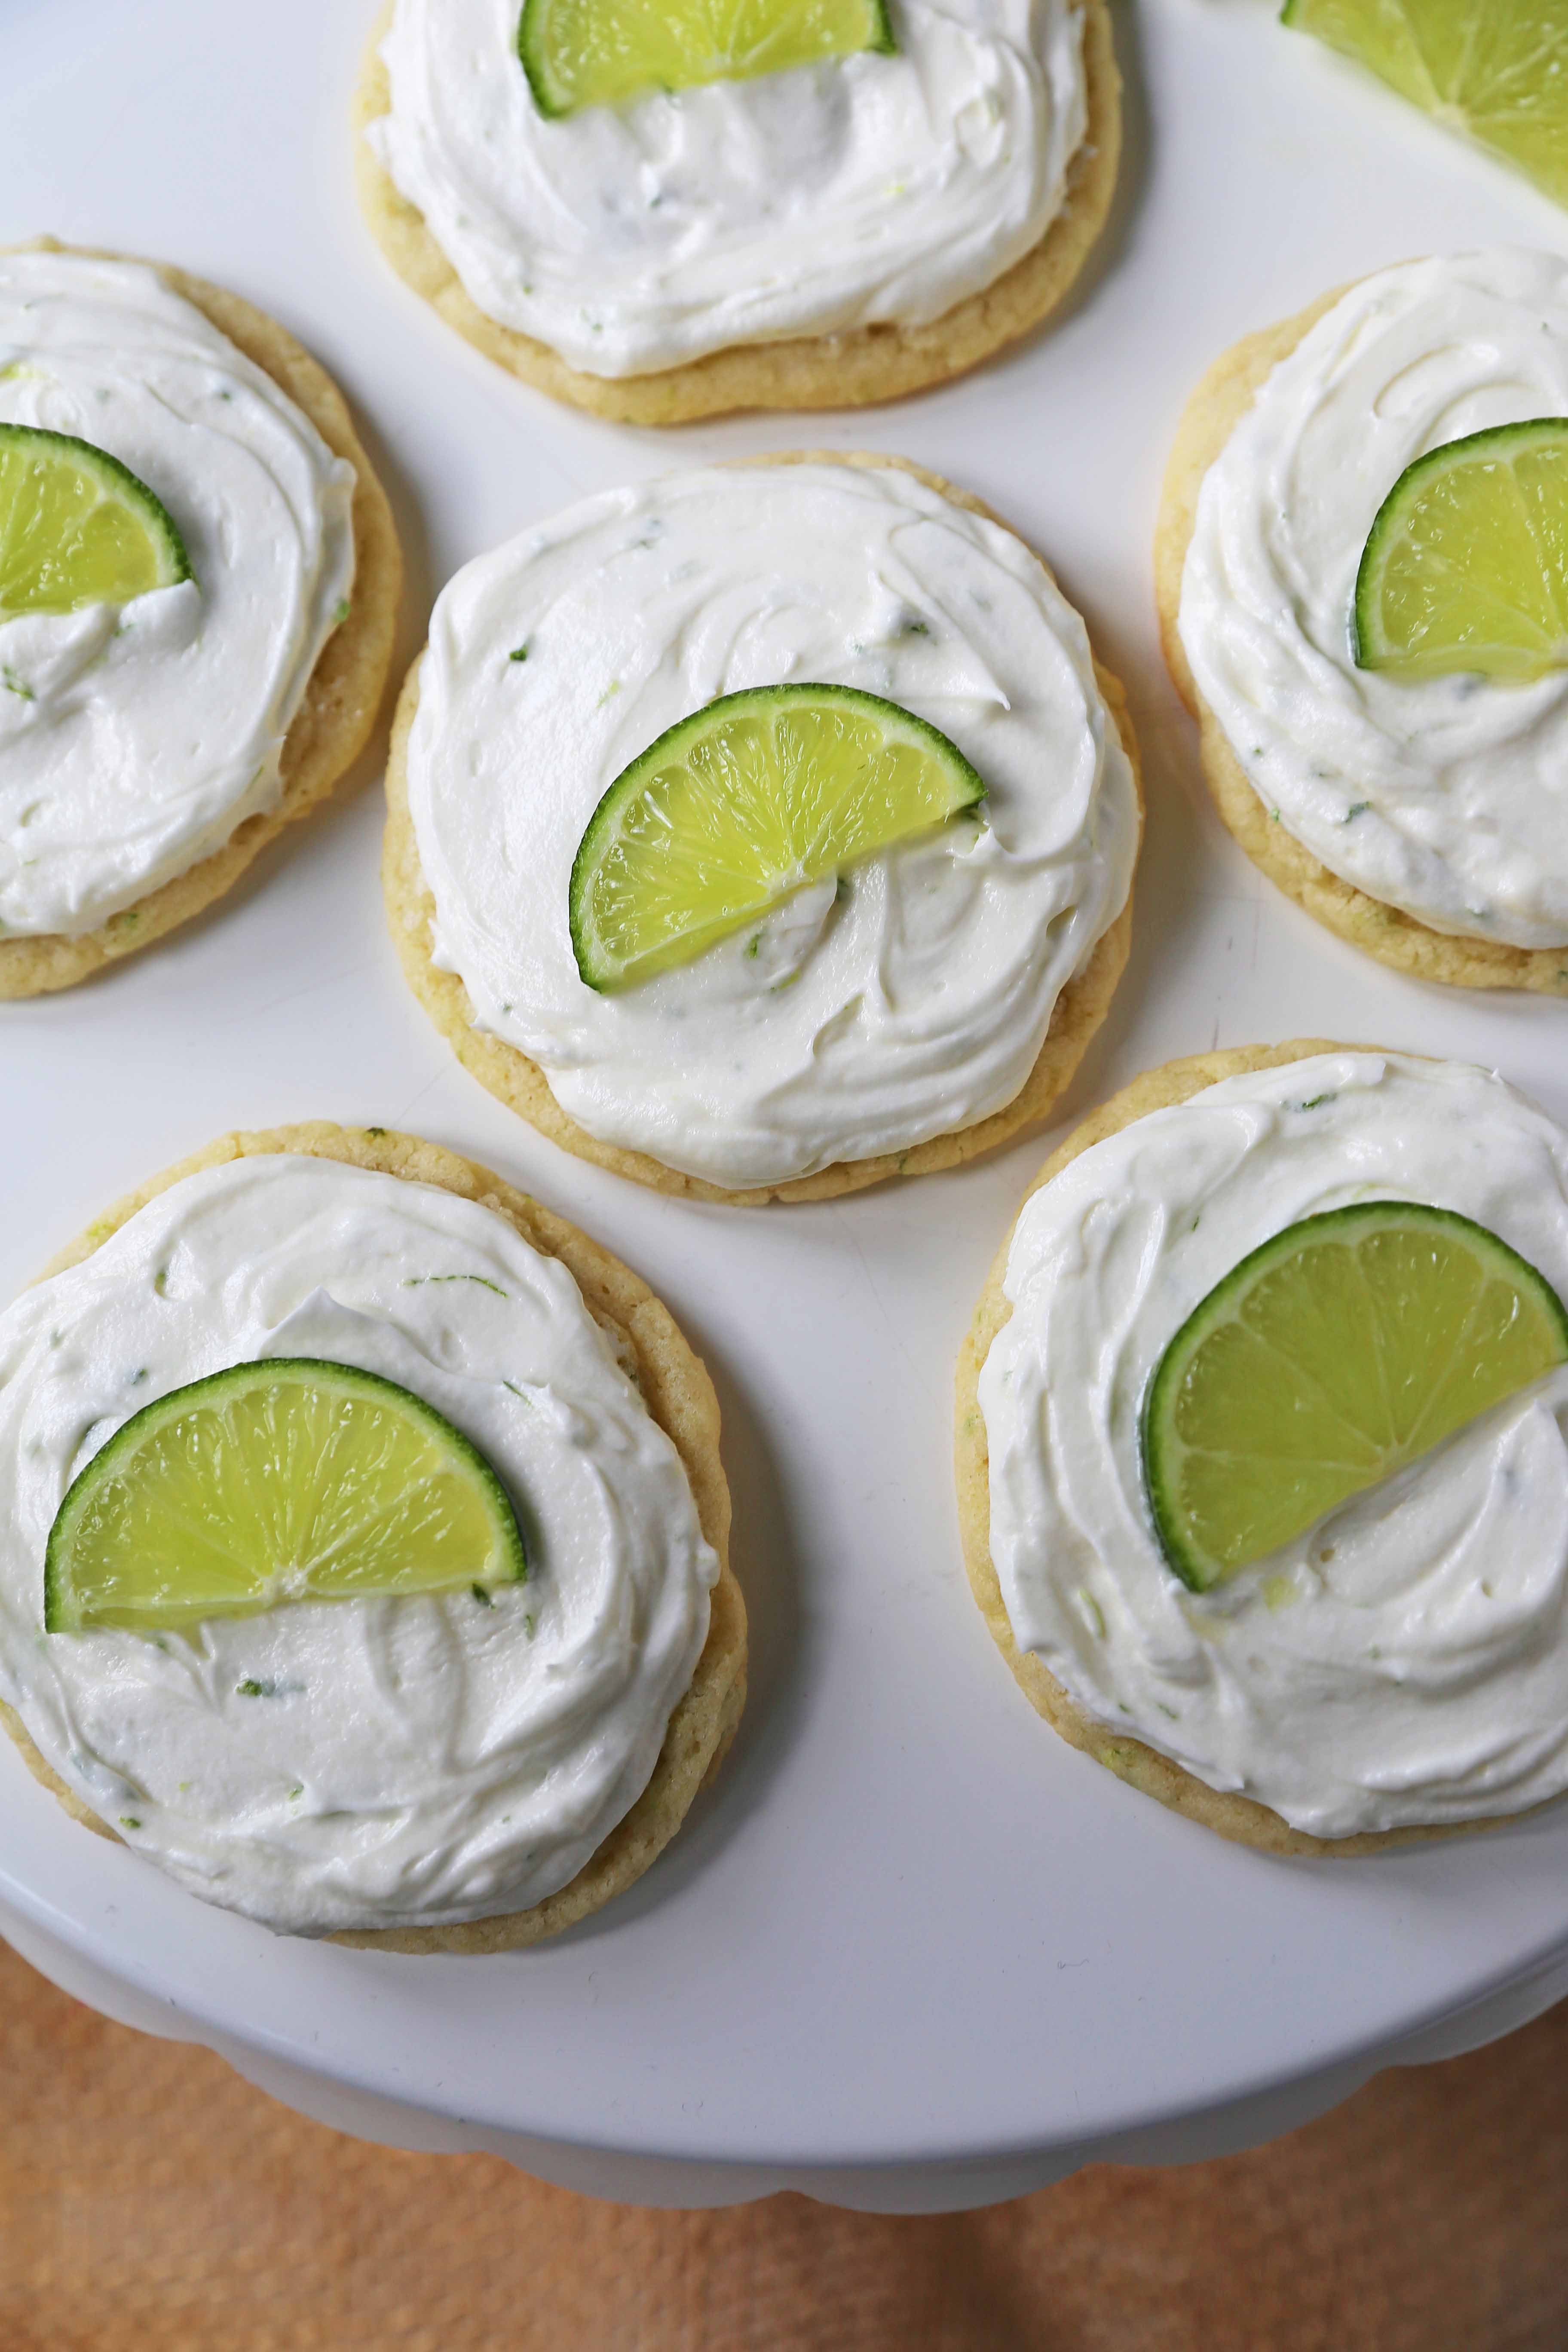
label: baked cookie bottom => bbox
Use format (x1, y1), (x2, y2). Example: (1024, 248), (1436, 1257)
(1155, 287), (1568, 998)
(352, 0), (1121, 424)
(1, 1121), (747, 1953)
(0, 240), (403, 1001)
(953, 1040), (1551, 1856)
(381, 452), (1143, 1207)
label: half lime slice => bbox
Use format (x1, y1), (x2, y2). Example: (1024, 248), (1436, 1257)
(0, 425), (190, 621)
(1354, 419), (1568, 684)
(1142, 1201), (1568, 1592)
(519, 0), (896, 118)
(1282, 0), (1568, 212)
(570, 681), (986, 992)
(45, 1357), (526, 1635)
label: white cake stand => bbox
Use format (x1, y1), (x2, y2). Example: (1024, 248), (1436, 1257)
(3, 0), (1566, 2211)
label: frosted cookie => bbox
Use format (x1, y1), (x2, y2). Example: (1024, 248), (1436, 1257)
(956, 1043), (1568, 1853)
(0, 1124), (745, 1951)
(1156, 250), (1568, 995)
(0, 243), (401, 996)
(353, 0), (1121, 423)
(383, 453), (1142, 1204)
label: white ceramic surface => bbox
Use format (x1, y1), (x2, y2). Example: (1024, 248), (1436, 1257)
(2, 0), (1567, 2213)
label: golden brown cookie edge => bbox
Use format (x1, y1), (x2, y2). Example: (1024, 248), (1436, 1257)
(0, 239), (404, 999)
(11, 1121), (747, 1951)
(351, 0), (1122, 423)
(1154, 283), (1568, 998)
(952, 1038), (1551, 1856)
(380, 450), (1143, 1205)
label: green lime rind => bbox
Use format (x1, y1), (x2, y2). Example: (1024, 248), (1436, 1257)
(569, 680), (986, 993)
(0, 424), (190, 622)
(1280, 0), (1568, 212)
(45, 1356), (527, 1637)
(1141, 1200), (1568, 1595)
(519, 0), (896, 119)
(1352, 418), (1568, 684)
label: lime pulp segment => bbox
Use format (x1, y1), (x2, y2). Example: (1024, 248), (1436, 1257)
(519, 0), (896, 117)
(45, 1358), (527, 1635)
(0, 425), (190, 622)
(1141, 1201), (1568, 1593)
(1282, 0), (1568, 211)
(1354, 419), (1568, 683)
(569, 682), (987, 991)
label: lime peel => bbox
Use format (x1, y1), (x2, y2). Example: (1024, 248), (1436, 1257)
(1141, 1201), (1568, 1593)
(569, 681), (986, 992)
(520, 0), (896, 117)
(0, 424), (190, 621)
(45, 1357), (527, 1635)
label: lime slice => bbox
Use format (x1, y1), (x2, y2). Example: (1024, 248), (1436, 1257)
(1282, 0), (1568, 211)
(1354, 420), (1568, 684)
(519, 0), (895, 118)
(0, 425), (190, 622)
(45, 1357), (526, 1635)
(1141, 1202), (1568, 1593)
(569, 682), (986, 992)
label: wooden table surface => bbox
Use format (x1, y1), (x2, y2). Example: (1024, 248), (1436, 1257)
(0, 1938), (1562, 2350)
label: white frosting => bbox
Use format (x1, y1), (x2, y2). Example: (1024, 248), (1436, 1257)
(367, 0), (1090, 377)
(0, 1157), (717, 1935)
(979, 1053), (1568, 1838)
(404, 462), (1139, 1190)
(1179, 248), (1568, 951)
(0, 252), (355, 937)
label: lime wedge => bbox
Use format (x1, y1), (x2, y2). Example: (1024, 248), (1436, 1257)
(519, 0), (895, 118)
(569, 682), (986, 992)
(45, 1357), (526, 1635)
(1141, 1202), (1568, 1593)
(1282, 0), (1568, 211)
(1354, 420), (1568, 684)
(0, 425), (190, 622)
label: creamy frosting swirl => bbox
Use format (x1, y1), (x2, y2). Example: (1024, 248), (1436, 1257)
(367, 0), (1090, 376)
(0, 1156), (716, 1935)
(0, 252), (355, 937)
(403, 461), (1139, 1190)
(1179, 248), (1568, 950)
(979, 1053), (1568, 1837)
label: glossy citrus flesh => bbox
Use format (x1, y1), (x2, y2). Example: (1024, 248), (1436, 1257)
(1354, 419), (1568, 683)
(1142, 1202), (1568, 1592)
(0, 424), (189, 620)
(520, 0), (895, 116)
(569, 681), (986, 991)
(45, 1358), (526, 1634)
(1283, 0), (1568, 211)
